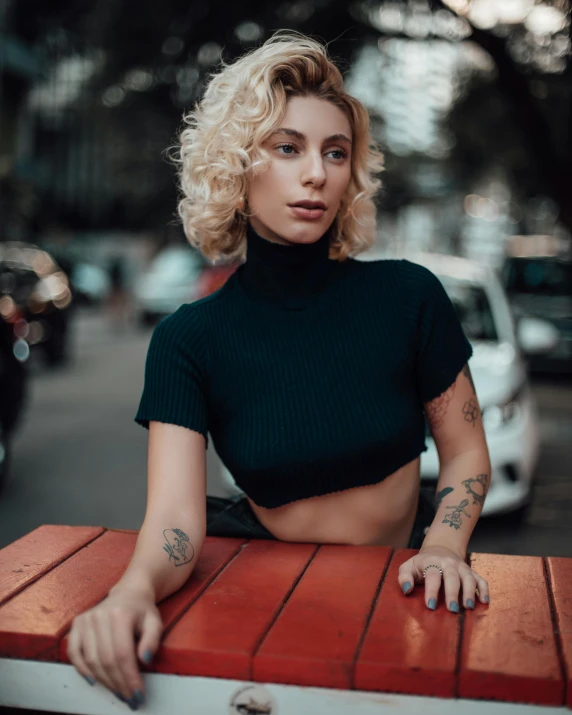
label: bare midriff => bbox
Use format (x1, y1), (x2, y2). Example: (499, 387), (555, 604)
(247, 456), (422, 547)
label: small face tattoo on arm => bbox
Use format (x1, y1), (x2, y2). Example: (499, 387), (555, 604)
(162, 528), (194, 567)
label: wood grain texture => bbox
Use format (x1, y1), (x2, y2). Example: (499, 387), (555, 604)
(459, 553), (564, 706)
(546, 557), (572, 708)
(2, 524), (572, 709)
(159, 540), (317, 680)
(0, 530), (136, 661)
(253, 544), (391, 689)
(0, 525), (104, 607)
(354, 548), (460, 697)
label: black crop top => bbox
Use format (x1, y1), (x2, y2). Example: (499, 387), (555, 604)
(135, 224), (473, 508)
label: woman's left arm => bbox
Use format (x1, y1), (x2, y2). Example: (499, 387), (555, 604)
(398, 362), (492, 611)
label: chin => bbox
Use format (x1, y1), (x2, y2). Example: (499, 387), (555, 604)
(283, 221), (331, 244)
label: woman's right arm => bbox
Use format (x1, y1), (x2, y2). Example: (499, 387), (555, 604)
(110, 421), (207, 602)
(67, 422), (207, 708)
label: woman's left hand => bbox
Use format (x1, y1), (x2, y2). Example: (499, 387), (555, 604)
(397, 544), (490, 612)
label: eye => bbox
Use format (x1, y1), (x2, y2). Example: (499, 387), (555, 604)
(327, 148), (347, 160)
(276, 143), (297, 155)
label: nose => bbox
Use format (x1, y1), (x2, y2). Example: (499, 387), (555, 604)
(300, 151), (326, 188)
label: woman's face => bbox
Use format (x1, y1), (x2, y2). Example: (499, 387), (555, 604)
(246, 95), (352, 246)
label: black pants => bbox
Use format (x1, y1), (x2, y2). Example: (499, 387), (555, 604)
(206, 487), (436, 549)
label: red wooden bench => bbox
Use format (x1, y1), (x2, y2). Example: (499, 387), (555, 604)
(0, 524), (571, 714)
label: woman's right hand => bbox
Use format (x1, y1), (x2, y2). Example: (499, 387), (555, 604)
(67, 588), (163, 710)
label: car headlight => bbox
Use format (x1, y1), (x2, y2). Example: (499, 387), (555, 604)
(29, 272), (72, 308)
(482, 382), (526, 430)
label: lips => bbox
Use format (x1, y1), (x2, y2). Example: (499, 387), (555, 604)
(289, 200), (327, 210)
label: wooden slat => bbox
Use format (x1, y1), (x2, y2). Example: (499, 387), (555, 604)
(58, 535), (246, 664)
(0, 531), (136, 661)
(354, 548), (460, 697)
(253, 544), (391, 689)
(158, 540), (317, 680)
(546, 557), (572, 708)
(459, 553), (564, 706)
(0, 525), (104, 607)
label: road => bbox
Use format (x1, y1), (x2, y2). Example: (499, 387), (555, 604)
(1, 306), (571, 556)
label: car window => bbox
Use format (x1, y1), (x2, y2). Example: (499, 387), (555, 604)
(503, 258), (572, 297)
(439, 277), (498, 342)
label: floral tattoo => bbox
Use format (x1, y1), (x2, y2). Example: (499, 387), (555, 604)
(462, 397), (480, 427)
(162, 528), (194, 567)
(443, 499), (471, 530)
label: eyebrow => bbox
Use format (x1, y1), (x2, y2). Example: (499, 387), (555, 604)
(269, 127), (352, 145)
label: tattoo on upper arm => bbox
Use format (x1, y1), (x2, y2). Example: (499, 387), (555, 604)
(424, 381), (456, 430)
(462, 397), (480, 427)
(436, 486), (454, 509)
(162, 528), (194, 567)
(463, 364), (476, 394)
(442, 499), (471, 530)
(462, 473), (489, 506)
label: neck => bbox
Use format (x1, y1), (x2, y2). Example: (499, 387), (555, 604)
(237, 222), (341, 311)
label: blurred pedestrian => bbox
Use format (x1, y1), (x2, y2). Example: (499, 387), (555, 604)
(106, 255), (131, 333)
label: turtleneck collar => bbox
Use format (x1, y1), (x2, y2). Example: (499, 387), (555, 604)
(236, 222), (343, 311)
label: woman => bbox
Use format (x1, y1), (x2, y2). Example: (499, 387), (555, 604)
(68, 31), (491, 710)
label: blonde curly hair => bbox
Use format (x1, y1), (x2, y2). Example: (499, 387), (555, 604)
(172, 31), (384, 263)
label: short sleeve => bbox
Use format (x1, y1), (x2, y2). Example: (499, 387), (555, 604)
(402, 259), (474, 404)
(134, 305), (209, 446)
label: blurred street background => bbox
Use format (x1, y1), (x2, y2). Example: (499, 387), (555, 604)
(1, 0), (571, 555)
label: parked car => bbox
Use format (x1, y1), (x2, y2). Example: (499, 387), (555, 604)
(393, 251), (558, 518)
(0, 242), (74, 367)
(69, 261), (111, 306)
(501, 254), (572, 375)
(133, 245), (238, 325)
(209, 251), (557, 518)
(0, 312), (29, 490)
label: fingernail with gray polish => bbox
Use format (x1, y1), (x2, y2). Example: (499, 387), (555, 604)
(485, 595), (490, 603)
(428, 598), (437, 610)
(127, 698), (140, 712)
(402, 581), (412, 595)
(142, 649), (153, 664)
(466, 599), (475, 609)
(84, 675), (96, 686)
(449, 601), (459, 613)
(132, 690), (145, 706)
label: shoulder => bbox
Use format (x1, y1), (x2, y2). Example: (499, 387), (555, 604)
(154, 279), (234, 339)
(349, 256), (440, 296)
(395, 258), (449, 308)
(347, 256), (401, 283)
(398, 258), (440, 286)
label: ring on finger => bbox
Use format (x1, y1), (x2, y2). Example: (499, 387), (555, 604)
(422, 564), (443, 578)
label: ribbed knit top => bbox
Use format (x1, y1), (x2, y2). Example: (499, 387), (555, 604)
(135, 223), (473, 508)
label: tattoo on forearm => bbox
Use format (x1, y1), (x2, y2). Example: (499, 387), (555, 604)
(424, 382), (456, 430)
(162, 528), (194, 567)
(462, 397), (480, 427)
(463, 364), (476, 394)
(462, 473), (489, 506)
(436, 486), (454, 509)
(442, 499), (471, 530)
